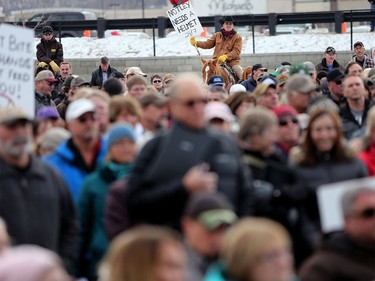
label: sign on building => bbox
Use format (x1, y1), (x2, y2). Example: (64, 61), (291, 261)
(191, 0), (267, 16)
(0, 24), (35, 116)
(166, 1), (204, 38)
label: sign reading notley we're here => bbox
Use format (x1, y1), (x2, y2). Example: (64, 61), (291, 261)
(167, 1), (203, 38)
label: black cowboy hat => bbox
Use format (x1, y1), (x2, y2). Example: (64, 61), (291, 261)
(219, 16), (236, 25)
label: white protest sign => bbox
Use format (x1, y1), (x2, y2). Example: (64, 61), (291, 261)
(0, 24), (35, 117)
(317, 177), (375, 233)
(167, 1), (204, 38)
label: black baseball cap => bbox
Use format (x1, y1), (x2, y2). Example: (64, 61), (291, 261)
(354, 41), (364, 48)
(327, 69), (345, 82)
(208, 75), (225, 86)
(253, 63), (268, 72)
(325, 46), (336, 54)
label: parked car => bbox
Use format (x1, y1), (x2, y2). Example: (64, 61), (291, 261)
(28, 11), (97, 37)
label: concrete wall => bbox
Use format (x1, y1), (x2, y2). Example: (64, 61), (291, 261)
(70, 51), (353, 82)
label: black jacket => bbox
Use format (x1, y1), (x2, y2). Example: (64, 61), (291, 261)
(126, 121), (254, 229)
(36, 37), (63, 65)
(339, 99), (372, 140)
(35, 91), (56, 114)
(90, 65), (117, 89)
(300, 231), (375, 281)
(315, 58), (344, 72)
(0, 155), (79, 272)
(241, 76), (257, 92)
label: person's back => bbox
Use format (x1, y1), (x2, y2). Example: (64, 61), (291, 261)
(126, 74), (253, 229)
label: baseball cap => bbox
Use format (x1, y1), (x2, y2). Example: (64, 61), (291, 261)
(35, 70), (58, 83)
(112, 71), (125, 79)
(272, 105), (298, 121)
(62, 75), (76, 87)
(354, 41), (364, 48)
(325, 46), (336, 54)
(208, 75), (225, 86)
(289, 64), (309, 76)
(327, 69), (345, 82)
(0, 107), (32, 126)
(253, 63), (268, 72)
(184, 192), (238, 230)
(65, 99), (96, 122)
(70, 77), (90, 88)
(138, 93), (167, 108)
(229, 84), (246, 94)
(205, 102), (234, 122)
(126, 67), (147, 77)
(36, 106), (60, 119)
(285, 74), (316, 94)
(303, 61), (316, 74)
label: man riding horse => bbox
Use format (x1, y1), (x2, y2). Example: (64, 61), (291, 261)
(190, 16), (243, 81)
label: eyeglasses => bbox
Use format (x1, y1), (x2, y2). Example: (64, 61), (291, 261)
(279, 118), (299, 126)
(77, 114), (97, 123)
(180, 98), (207, 107)
(335, 80), (342, 85)
(153, 80), (162, 83)
(354, 207), (375, 219)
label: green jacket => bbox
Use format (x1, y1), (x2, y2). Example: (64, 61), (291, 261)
(78, 161), (133, 279)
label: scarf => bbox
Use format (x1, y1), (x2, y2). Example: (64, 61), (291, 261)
(221, 28), (235, 38)
(107, 161), (133, 179)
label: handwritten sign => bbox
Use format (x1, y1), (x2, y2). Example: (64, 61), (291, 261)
(317, 177), (375, 233)
(0, 24), (35, 116)
(167, 1), (203, 38)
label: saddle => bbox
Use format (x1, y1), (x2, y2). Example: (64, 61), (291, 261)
(220, 62), (237, 84)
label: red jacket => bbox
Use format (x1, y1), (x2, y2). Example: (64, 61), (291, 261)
(359, 145), (375, 176)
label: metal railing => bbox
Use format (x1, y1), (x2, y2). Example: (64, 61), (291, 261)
(6, 9), (374, 56)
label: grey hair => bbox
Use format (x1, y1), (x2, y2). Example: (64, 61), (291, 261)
(209, 86), (228, 100)
(341, 187), (375, 217)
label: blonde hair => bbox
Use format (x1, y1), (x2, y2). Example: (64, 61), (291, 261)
(100, 226), (183, 281)
(109, 95), (142, 123)
(221, 218), (291, 281)
(74, 88), (110, 103)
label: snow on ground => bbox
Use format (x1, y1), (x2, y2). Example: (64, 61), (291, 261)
(34, 31), (375, 59)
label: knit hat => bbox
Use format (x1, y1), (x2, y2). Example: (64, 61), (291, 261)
(36, 106), (60, 119)
(39, 128), (71, 152)
(106, 124), (135, 150)
(103, 77), (123, 96)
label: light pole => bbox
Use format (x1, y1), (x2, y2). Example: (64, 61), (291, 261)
(141, 0), (145, 18)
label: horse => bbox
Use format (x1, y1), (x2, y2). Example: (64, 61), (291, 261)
(200, 57), (237, 92)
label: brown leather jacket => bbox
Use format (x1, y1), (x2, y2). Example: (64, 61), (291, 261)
(196, 30), (242, 66)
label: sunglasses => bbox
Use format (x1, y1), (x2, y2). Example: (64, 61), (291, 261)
(355, 207), (375, 219)
(180, 98), (207, 107)
(279, 118), (298, 126)
(153, 80), (162, 83)
(335, 80), (342, 85)
(77, 114), (97, 123)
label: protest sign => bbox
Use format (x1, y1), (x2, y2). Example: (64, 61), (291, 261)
(317, 177), (375, 233)
(166, 1), (203, 38)
(0, 24), (35, 116)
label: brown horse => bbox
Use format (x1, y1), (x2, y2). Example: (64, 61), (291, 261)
(200, 57), (237, 92)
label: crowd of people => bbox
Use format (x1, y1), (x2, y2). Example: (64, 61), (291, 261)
(0, 18), (374, 281)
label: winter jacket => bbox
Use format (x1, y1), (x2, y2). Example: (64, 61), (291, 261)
(105, 178), (130, 241)
(299, 231), (375, 281)
(359, 144), (375, 176)
(90, 66), (117, 89)
(43, 138), (107, 202)
(291, 149), (368, 254)
(36, 37), (63, 65)
(126, 121), (254, 229)
(349, 54), (375, 69)
(241, 76), (257, 92)
(35, 91), (56, 114)
(0, 155), (79, 272)
(196, 30), (242, 67)
(78, 162), (132, 279)
(315, 58), (344, 72)
(339, 99), (372, 140)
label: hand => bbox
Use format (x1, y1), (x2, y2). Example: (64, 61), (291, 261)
(37, 61), (49, 68)
(182, 163), (218, 194)
(49, 61), (60, 74)
(190, 36), (197, 46)
(218, 55), (228, 63)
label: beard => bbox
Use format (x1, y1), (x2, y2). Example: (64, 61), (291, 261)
(0, 135), (32, 158)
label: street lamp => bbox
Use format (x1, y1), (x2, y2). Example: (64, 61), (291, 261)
(142, 0), (145, 18)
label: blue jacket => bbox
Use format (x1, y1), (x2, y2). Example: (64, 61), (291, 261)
(43, 138), (106, 202)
